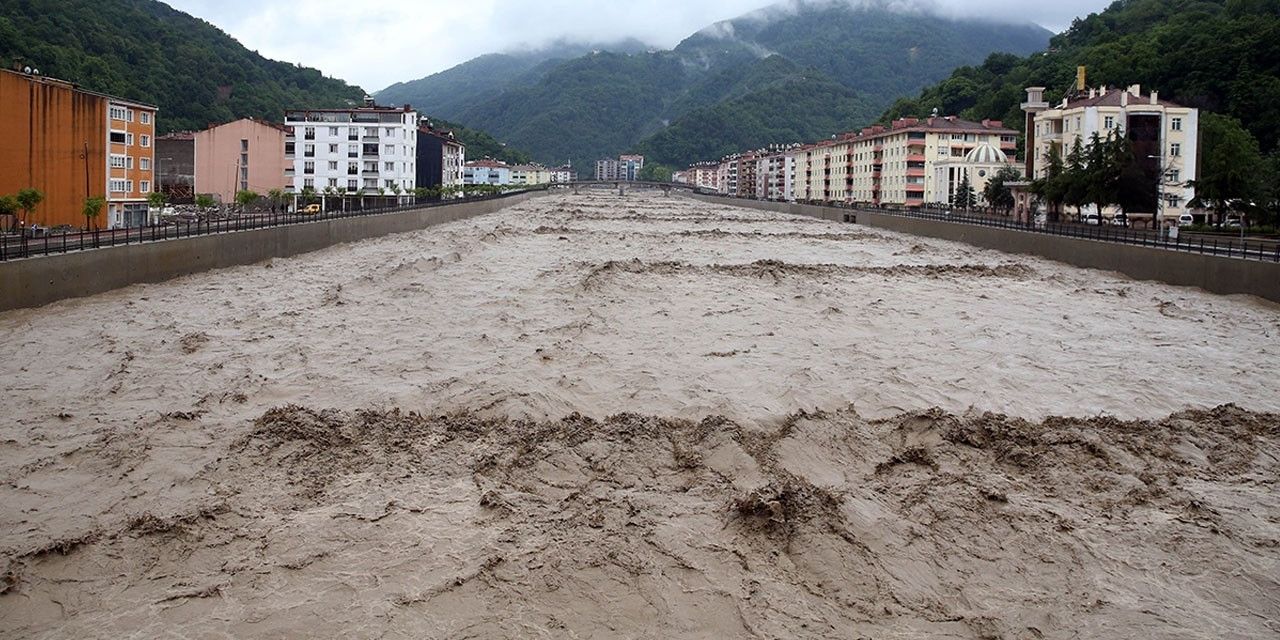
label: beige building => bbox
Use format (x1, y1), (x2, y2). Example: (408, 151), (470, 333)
(932, 143), (1021, 207)
(194, 118), (289, 203)
(1023, 83), (1198, 221)
(791, 117), (1017, 207)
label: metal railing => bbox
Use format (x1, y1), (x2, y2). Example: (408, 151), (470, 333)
(698, 193), (1280, 263)
(0, 188), (545, 262)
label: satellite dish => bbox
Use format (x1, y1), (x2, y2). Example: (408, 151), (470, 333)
(23, 66), (32, 74)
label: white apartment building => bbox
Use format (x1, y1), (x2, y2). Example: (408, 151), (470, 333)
(1023, 84), (1198, 221)
(464, 160), (513, 186)
(284, 101), (418, 202)
(754, 150), (795, 201)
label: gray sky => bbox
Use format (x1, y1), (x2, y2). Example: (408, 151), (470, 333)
(166, 0), (1112, 91)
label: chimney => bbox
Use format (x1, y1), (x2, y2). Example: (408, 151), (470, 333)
(1121, 91), (1128, 107)
(1129, 84), (1141, 97)
(1101, 86), (1108, 96)
(1089, 88), (1097, 99)
(1150, 91), (1159, 105)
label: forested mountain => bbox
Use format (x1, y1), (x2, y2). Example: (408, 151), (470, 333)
(0, 0), (364, 132)
(392, 0), (1051, 166)
(884, 0), (1280, 155)
(376, 39), (651, 122)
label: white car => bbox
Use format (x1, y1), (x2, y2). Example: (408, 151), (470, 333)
(1177, 213), (1194, 226)
(1110, 215), (1129, 227)
(1083, 213), (1102, 226)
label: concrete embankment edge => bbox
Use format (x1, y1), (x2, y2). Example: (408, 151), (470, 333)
(688, 194), (1280, 304)
(0, 192), (542, 312)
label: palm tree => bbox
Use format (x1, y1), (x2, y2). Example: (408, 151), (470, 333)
(267, 188), (285, 213)
(82, 196), (106, 231)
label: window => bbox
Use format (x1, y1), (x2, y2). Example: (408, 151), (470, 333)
(126, 180), (133, 192)
(327, 161), (338, 171)
(285, 142), (295, 155)
(1171, 117), (1183, 132)
(1166, 169), (1180, 183)
(304, 127), (316, 140)
(303, 178), (315, 189)
(241, 139), (249, 152)
(126, 156), (134, 170)
(1170, 143), (1182, 157)
(109, 179), (127, 193)
(347, 180), (358, 191)
(1104, 116), (1115, 129)
(304, 144), (315, 158)
(109, 106), (127, 121)
(140, 181), (150, 193)
(384, 179), (396, 189)
(348, 144), (359, 158)
(141, 135), (150, 148)
(126, 133), (135, 146)
(110, 131), (126, 144)
(348, 163), (359, 175)
(140, 157), (150, 171)
(126, 109), (134, 122)
(329, 144), (339, 154)
(384, 161), (395, 172)
(384, 145), (395, 155)
(328, 178), (338, 188)
(304, 161), (315, 174)
(329, 127), (339, 136)
(140, 112), (151, 125)
(110, 154), (126, 169)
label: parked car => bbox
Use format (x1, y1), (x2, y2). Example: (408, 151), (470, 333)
(301, 204), (322, 214)
(1110, 214), (1129, 227)
(1222, 217), (1243, 229)
(1177, 213), (1195, 226)
(1083, 212), (1102, 225)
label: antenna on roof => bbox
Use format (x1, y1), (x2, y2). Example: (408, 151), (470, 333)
(931, 107), (939, 118)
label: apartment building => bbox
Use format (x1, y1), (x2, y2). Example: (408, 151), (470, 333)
(619, 154), (645, 181)
(416, 125), (466, 195)
(549, 166), (575, 183)
(464, 159), (512, 186)
(691, 163), (719, 191)
(0, 67), (158, 230)
(284, 100), (418, 201)
(595, 158), (619, 181)
(794, 117), (1018, 207)
(716, 155), (740, 195)
(1023, 84), (1198, 220)
(194, 118), (289, 203)
(754, 147), (797, 201)
(736, 151), (760, 198)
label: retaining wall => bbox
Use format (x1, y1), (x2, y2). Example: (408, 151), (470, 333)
(0, 192), (541, 312)
(690, 194), (1280, 303)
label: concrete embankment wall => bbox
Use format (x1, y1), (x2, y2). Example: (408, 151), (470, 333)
(690, 194), (1280, 303)
(0, 192), (541, 312)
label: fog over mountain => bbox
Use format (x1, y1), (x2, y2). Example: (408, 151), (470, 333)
(162, 0), (1109, 89)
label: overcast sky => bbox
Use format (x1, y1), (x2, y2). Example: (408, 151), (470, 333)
(165, 0), (1112, 91)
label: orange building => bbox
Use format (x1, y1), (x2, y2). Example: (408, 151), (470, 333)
(0, 66), (156, 230)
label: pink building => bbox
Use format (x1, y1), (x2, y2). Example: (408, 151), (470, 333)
(195, 118), (289, 203)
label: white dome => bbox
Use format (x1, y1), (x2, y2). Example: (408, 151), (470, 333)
(965, 143), (1008, 164)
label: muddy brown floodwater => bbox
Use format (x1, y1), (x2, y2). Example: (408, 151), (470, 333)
(1, 191), (1278, 638)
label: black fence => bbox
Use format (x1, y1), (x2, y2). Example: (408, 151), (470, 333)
(699, 193), (1280, 263)
(0, 189), (542, 262)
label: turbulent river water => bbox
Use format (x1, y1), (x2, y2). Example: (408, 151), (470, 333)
(1, 191), (1277, 638)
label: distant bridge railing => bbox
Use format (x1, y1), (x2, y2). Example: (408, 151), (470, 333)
(0, 187), (548, 262)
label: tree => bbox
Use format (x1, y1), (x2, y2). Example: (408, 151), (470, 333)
(15, 188), (43, 224)
(951, 171), (977, 210)
(195, 194), (216, 210)
(147, 191), (167, 208)
(82, 196), (106, 230)
(235, 190), (259, 209)
(983, 166), (1022, 214)
(0, 194), (19, 231)
(1063, 138), (1089, 219)
(267, 188), (285, 213)
(299, 186), (317, 205)
(1032, 144), (1067, 221)
(1189, 113), (1264, 224)
(638, 163), (674, 183)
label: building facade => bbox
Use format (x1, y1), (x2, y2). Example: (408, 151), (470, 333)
(464, 160), (512, 186)
(0, 67), (160, 230)
(595, 158), (619, 181)
(931, 143), (1021, 207)
(793, 117), (1018, 207)
(194, 118), (289, 204)
(416, 125), (466, 195)
(155, 132), (195, 202)
(619, 155), (644, 181)
(1023, 84), (1198, 221)
(284, 101), (418, 202)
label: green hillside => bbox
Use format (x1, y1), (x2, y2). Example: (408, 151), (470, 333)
(883, 0), (1280, 154)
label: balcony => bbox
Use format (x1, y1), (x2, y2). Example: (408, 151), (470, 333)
(906, 168), (926, 178)
(907, 154), (926, 163)
(363, 135), (380, 143)
(362, 168), (379, 175)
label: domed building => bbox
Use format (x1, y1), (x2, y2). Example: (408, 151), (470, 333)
(931, 142), (1021, 208)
